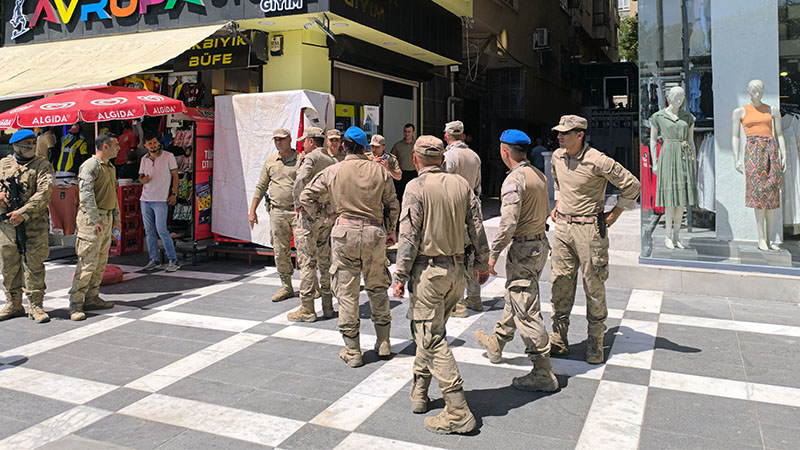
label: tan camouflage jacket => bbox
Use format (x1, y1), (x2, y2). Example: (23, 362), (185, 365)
(0, 155), (54, 235)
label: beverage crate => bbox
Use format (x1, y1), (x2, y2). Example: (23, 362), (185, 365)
(117, 185), (143, 203)
(120, 201), (141, 216)
(109, 236), (142, 256)
(121, 218), (142, 238)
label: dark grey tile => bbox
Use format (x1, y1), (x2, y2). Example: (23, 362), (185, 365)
(652, 351), (746, 381)
(51, 341), (183, 372)
(643, 388), (762, 447)
(75, 413), (186, 450)
(23, 352), (151, 386)
(276, 423), (348, 450)
(638, 427), (762, 450)
(736, 331), (800, 347)
(157, 429), (272, 449)
(112, 320), (236, 344)
(660, 294), (733, 320)
(257, 372), (357, 403)
(623, 311), (660, 322)
(117, 309), (158, 320)
(233, 389), (330, 422)
(244, 323), (289, 336)
(192, 362), (281, 389)
(83, 329), (212, 357)
(85, 388), (151, 412)
(459, 425), (576, 449)
(169, 304), (277, 322)
(754, 403), (800, 429)
(0, 415), (34, 439)
(38, 434), (134, 449)
(602, 364), (651, 386)
(761, 423), (800, 450)
(158, 377), (253, 408)
(0, 387), (75, 424)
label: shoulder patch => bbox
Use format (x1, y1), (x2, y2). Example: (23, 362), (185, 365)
(501, 182), (520, 203)
(611, 163), (623, 176)
(600, 155), (615, 173)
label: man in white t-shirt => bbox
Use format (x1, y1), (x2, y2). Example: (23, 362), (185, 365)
(139, 133), (180, 272)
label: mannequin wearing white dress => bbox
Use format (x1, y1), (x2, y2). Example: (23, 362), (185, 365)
(731, 79), (788, 251)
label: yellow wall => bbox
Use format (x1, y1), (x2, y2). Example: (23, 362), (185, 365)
(262, 30), (331, 93)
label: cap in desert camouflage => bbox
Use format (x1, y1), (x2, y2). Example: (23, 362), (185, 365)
(444, 120), (464, 135)
(299, 127), (324, 140)
(326, 129), (342, 138)
(551, 115), (588, 132)
(273, 128), (290, 139)
(370, 134), (386, 146)
(414, 135), (445, 157)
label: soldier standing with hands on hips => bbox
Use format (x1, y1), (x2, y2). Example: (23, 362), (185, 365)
(392, 135), (490, 435)
(548, 115), (640, 363)
(0, 129), (55, 323)
(68, 132), (121, 321)
(474, 129), (558, 392)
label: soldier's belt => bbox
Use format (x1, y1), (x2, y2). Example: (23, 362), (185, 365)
(556, 212), (596, 224)
(512, 233), (547, 242)
(336, 217), (383, 227)
(270, 204), (295, 211)
(414, 254), (465, 265)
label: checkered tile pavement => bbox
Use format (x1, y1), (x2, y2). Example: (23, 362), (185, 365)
(0, 254), (798, 449)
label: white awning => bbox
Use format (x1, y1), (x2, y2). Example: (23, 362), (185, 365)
(0, 24), (223, 101)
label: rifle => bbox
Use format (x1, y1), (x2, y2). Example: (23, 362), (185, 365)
(0, 173), (28, 262)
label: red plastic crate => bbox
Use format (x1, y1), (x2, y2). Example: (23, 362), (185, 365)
(120, 202), (141, 216)
(116, 185), (142, 203)
(109, 236), (142, 256)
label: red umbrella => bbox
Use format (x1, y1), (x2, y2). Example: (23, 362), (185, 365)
(0, 86), (187, 129)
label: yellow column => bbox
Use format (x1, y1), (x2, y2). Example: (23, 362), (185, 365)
(262, 29), (331, 93)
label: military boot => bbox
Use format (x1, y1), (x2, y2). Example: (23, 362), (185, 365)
(0, 296), (26, 321)
(512, 356), (559, 392)
(339, 335), (363, 368)
(321, 294), (335, 319)
(27, 295), (50, 324)
(586, 335), (604, 364)
(373, 323), (391, 357)
(271, 277), (295, 302)
(69, 297), (86, 322)
(465, 296), (483, 312)
(451, 303), (469, 318)
(548, 321), (569, 356)
(287, 299), (316, 322)
(410, 374), (432, 413)
(83, 297), (114, 311)
(424, 389), (476, 435)
(474, 329), (504, 364)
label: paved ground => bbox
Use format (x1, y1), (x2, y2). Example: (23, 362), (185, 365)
(0, 253), (799, 450)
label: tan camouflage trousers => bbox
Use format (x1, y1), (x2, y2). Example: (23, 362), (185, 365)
(268, 207), (296, 278)
(463, 251), (481, 300)
(549, 221), (609, 337)
(1, 226), (49, 304)
(329, 223), (391, 338)
(69, 210), (113, 304)
(294, 212), (332, 301)
(408, 261), (466, 394)
(493, 238), (551, 359)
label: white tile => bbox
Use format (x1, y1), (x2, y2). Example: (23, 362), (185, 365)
(44, 288), (69, 300)
(249, 277), (284, 287)
(659, 314), (800, 337)
(141, 310), (260, 333)
(0, 406), (111, 450)
(0, 366), (117, 404)
(649, 370), (749, 401)
(155, 270), (240, 282)
(125, 333), (266, 392)
(450, 346), (605, 380)
(271, 325), (411, 353)
(310, 358), (414, 431)
(148, 281), (243, 311)
(0, 317), (134, 361)
(575, 380), (649, 450)
(626, 289), (663, 314)
(540, 302), (625, 320)
(334, 433), (446, 450)
(747, 382), (800, 408)
(122, 273), (147, 282)
(607, 319), (658, 370)
(119, 394), (304, 447)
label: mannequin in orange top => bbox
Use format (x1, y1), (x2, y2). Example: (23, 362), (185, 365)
(731, 79), (787, 251)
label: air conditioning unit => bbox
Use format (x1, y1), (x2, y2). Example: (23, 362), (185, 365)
(534, 28), (550, 50)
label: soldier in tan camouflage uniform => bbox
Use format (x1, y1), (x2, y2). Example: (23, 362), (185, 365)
(289, 127), (342, 322)
(300, 126), (399, 368)
(473, 130), (558, 392)
(366, 135), (402, 181)
(549, 115), (641, 363)
(68, 132), (121, 321)
(249, 128), (298, 302)
(442, 120), (484, 318)
(0, 130), (54, 323)
(392, 135), (490, 435)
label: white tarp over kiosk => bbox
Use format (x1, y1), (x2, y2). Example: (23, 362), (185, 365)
(212, 90), (335, 247)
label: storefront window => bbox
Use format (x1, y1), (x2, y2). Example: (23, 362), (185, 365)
(639, 0), (800, 272)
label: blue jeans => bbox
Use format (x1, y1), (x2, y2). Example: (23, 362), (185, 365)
(141, 201), (177, 262)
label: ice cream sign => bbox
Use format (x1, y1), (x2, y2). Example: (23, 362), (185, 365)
(9, 0), (206, 39)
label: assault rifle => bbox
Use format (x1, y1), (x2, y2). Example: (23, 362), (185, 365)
(0, 174), (28, 262)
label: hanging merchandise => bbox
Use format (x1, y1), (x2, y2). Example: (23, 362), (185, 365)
(49, 185), (79, 235)
(54, 126), (89, 183)
(696, 132), (715, 212)
(782, 114), (800, 229)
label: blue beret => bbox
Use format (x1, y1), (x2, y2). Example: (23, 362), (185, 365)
(9, 129), (36, 144)
(500, 129), (531, 145)
(344, 126), (368, 147)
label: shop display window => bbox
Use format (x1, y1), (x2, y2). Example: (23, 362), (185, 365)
(639, 0), (800, 271)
